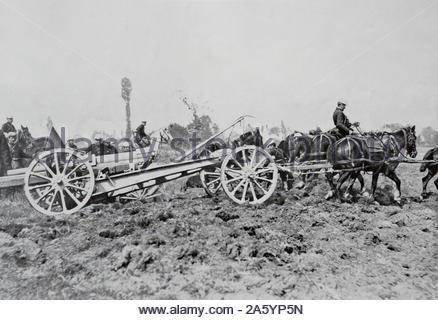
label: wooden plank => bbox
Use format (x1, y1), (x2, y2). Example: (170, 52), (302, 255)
(6, 168), (27, 176)
(0, 175), (25, 188)
(279, 163), (332, 171)
(93, 157), (221, 196)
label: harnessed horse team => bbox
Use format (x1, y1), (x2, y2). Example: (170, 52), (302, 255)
(1, 104), (437, 203)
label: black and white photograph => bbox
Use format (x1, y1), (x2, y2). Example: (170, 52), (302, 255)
(0, 0), (437, 317)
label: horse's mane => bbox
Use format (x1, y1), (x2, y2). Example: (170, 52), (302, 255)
(372, 127), (410, 138)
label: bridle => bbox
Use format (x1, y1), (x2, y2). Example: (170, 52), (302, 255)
(385, 128), (416, 160)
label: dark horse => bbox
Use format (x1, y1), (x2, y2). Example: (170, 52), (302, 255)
(8, 128), (35, 169)
(232, 128), (263, 148)
(8, 126), (64, 169)
(197, 129), (263, 158)
(326, 126), (417, 204)
(278, 131), (365, 192)
(420, 146), (438, 198)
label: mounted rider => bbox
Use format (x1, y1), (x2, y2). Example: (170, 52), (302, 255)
(332, 101), (359, 138)
(1, 116), (17, 138)
(6, 131), (27, 169)
(135, 121), (150, 147)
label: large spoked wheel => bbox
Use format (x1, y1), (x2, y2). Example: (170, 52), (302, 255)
(119, 185), (161, 202)
(221, 146), (278, 204)
(200, 166), (222, 197)
(24, 148), (95, 216)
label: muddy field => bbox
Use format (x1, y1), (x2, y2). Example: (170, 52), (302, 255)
(0, 157), (437, 299)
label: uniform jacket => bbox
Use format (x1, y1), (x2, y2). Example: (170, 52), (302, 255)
(332, 108), (351, 135)
(135, 124), (146, 138)
(1, 122), (16, 134)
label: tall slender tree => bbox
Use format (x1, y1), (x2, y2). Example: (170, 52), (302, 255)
(121, 77), (132, 139)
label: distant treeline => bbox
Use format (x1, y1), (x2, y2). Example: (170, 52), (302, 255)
(168, 114), (219, 149)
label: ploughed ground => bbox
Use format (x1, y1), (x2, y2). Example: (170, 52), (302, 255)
(0, 161), (436, 299)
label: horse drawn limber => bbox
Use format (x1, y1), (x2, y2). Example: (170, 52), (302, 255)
(0, 115), (265, 215)
(0, 117), (437, 216)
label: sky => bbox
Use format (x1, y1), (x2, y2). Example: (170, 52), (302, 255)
(0, 0), (437, 137)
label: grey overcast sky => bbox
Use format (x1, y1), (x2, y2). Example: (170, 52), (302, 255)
(0, 0), (437, 137)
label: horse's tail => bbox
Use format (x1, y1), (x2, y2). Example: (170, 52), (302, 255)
(278, 139), (286, 156)
(326, 141), (336, 164)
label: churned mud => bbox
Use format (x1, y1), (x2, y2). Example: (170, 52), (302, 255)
(0, 163), (437, 299)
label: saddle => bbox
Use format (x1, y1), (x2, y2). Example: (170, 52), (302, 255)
(327, 128), (344, 140)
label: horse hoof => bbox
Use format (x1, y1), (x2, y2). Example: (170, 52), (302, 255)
(296, 181), (305, 189)
(325, 191), (334, 200)
(361, 191), (370, 198)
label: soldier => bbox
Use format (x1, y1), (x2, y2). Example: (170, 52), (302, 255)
(1, 116), (17, 137)
(332, 101), (359, 138)
(67, 138), (78, 150)
(6, 132), (26, 169)
(135, 121), (150, 147)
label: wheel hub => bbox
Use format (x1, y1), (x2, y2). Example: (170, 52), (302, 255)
(54, 175), (65, 189)
(242, 167), (256, 180)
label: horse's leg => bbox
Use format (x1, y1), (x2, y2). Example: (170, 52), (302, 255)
(386, 170), (402, 204)
(421, 170), (434, 197)
(295, 145), (307, 188)
(434, 176), (438, 191)
(345, 171), (359, 199)
(279, 171), (286, 191)
(336, 171), (351, 201)
(281, 171), (294, 191)
(325, 172), (336, 199)
(356, 172), (364, 192)
(371, 171), (380, 201)
(287, 172), (294, 190)
(296, 170), (306, 189)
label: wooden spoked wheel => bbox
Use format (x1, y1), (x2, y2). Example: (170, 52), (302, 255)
(24, 148), (95, 216)
(200, 166), (222, 197)
(220, 146), (278, 204)
(119, 185), (161, 202)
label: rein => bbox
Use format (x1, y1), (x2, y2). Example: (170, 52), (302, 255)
(387, 128), (413, 161)
(370, 128), (412, 161)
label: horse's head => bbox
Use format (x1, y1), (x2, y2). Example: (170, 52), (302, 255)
(19, 126), (34, 146)
(404, 125), (417, 158)
(232, 131), (251, 147)
(240, 130), (253, 141)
